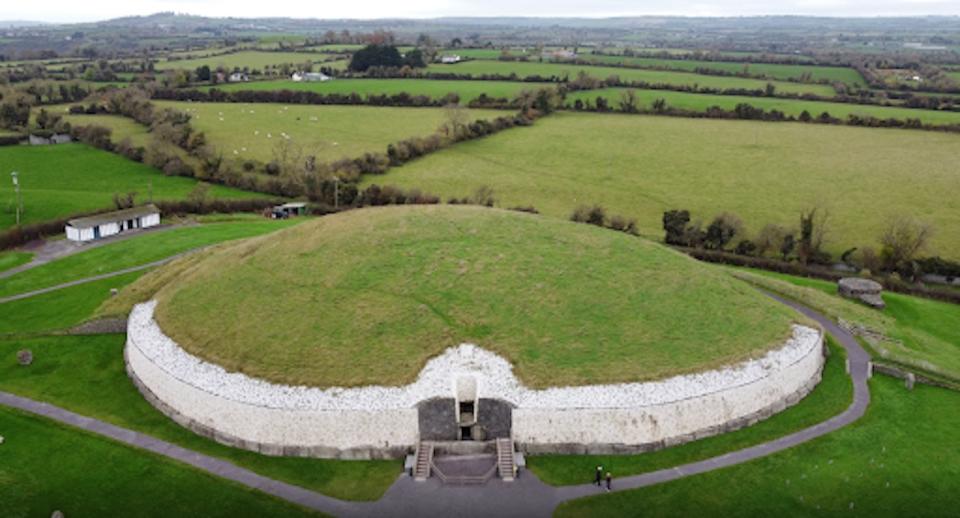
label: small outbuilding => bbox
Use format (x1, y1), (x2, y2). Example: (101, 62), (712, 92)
(440, 55), (462, 64)
(292, 72), (331, 82)
(271, 202), (307, 219)
(228, 72), (250, 82)
(66, 204), (161, 242)
(838, 277), (885, 309)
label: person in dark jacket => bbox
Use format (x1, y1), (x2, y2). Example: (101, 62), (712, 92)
(606, 472), (612, 491)
(595, 465), (603, 486)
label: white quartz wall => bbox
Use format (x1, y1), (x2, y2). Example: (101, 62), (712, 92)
(126, 301), (823, 455)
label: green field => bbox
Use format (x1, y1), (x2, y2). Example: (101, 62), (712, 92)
(734, 269), (960, 383)
(426, 60), (838, 96)
(0, 407), (320, 518)
(0, 250), (32, 272)
(574, 54), (865, 86)
(211, 78), (541, 101)
(0, 219), (300, 298)
(568, 88), (960, 125)
(155, 100), (504, 163)
(154, 51), (338, 71)
(149, 205), (799, 388)
(0, 144), (260, 229)
(556, 376), (960, 517)
(366, 112), (960, 259)
(529, 338), (851, 484)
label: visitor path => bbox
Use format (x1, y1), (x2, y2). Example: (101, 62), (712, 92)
(0, 292), (872, 517)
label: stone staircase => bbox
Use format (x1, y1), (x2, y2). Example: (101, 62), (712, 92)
(496, 437), (516, 482)
(413, 440), (434, 481)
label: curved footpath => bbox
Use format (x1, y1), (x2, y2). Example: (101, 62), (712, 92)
(0, 292), (872, 518)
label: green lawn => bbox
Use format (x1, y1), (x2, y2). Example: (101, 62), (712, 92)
(426, 60), (837, 97)
(365, 112), (960, 260)
(573, 54), (865, 86)
(154, 100), (505, 164)
(0, 251), (32, 273)
(154, 51), (337, 71)
(57, 112), (151, 146)
(733, 269), (960, 383)
(150, 205), (800, 388)
(0, 407), (321, 518)
(556, 376), (960, 517)
(0, 219), (301, 298)
(0, 334), (400, 501)
(568, 87), (960, 126)
(0, 144), (261, 230)
(211, 78), (542, 102)
(529, 338), (851, 485)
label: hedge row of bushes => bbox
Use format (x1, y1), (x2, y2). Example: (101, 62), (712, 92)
(570, 204), (639, 235)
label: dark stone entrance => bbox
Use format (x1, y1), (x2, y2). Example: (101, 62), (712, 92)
(417, 398), (513, 441)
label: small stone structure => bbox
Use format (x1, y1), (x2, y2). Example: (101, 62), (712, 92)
(16, 349), (33, 366)
(126, 300), (824, 459)
(838, 277), (885, 309)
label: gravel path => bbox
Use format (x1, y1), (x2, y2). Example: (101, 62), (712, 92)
(0, 292), (872, 517)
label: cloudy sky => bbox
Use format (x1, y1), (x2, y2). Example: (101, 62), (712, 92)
(4, 0), (960, 23)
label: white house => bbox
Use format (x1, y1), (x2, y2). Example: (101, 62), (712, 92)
(65, 204), (161, 242)
(228, 72), (249, 82)
(440, 54), (462, 64)
(292, 72), (331, 82)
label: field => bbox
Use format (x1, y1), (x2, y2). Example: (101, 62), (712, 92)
(0, 250), (32, 272)
(426, 60), (838, 96)
(574, 54), (865, 86)
(365, 112), (960, 259)
(567, 87), (960, 125)
(211, 77), (540, 101)
(153, 50), (340, 70)
(155, 100), (504, 163)
(556, 376), (960, 517)
(0, 144), (260, 229)
(149, 205), (800, 388)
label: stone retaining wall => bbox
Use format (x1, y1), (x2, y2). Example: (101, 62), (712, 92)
(126, 300), (824, 459)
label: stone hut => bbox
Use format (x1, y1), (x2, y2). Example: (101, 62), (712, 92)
(838, 278), (885, 309)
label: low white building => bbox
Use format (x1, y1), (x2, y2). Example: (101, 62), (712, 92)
(292, 71), (331, 82)
(440, 54), (462, 64)
(65, 204), (161, 242)
(228, 72), (249, 82)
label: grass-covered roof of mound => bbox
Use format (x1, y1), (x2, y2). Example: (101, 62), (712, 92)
(149, 205), (802, 388)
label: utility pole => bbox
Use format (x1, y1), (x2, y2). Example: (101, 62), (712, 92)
(11, 171), (21, 226)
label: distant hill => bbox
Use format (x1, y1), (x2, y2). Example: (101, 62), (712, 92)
(0, 20), (50, 28)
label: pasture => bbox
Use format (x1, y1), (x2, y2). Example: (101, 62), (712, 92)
(363, 112), (960, 259)
(567, 88), (960, 125)
(154, 100), (504, 163)
(0, 144), (259, 229)
(154, 50), (342, 71)
(210, 77), (539, 101)
(426, 60), (838, 96)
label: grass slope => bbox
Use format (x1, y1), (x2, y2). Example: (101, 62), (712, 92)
(556, 376), (960, 517)
(529, 338), (851, 485)
(0, 335), (399, 501)
(427, 60), (837, 96)
(155, 101), (504, 163)
(212, 78), (540, 101)
(0, 144), (259, 229)
(568, 88), (960, 125)
(150, 205), (798, 388)
(0, 251), (32, 272)
(0, 407), (321, 518)
(366, 112), (960, 259)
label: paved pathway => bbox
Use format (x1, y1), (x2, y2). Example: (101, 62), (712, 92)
(0, 293), (872, 517)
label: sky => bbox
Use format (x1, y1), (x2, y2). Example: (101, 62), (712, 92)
(3, 0), (960, 24)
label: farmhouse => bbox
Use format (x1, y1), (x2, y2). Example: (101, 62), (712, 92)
(65, 204), (160, 242)
(228, 72), (249, 82)
(292, 71), (331, 82)
(271, 202), (307, 218)
(440, 54), (462, 64)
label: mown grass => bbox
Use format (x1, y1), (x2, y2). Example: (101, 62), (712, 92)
(0, 334), (400, 501)
(0, 407), (322, 518)
(555, 376), (960, 517)
(567, 87), (960, 125)
(733, 269), (960, 382)
(0, 143), (260, 230)
(149, 205), (799, 388)
(155, 101), (504, 163)
(212, 77), (540, 101)
(426, 60), (837, 96)
(574, 54), (865, 86)
(153, 51), (337, 70)
(0, 251), (32, 272)
(529, 338), (851, 485)
(0, 219), (301, 298)
(366, 112), (960, 259)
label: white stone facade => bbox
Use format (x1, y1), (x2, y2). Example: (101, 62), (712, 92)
(126, 301), (824, 458)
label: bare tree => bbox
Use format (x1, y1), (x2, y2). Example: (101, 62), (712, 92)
(754, 223), (788, 258)
(440, 103), (469, 140)
(879, 215), (933, 272)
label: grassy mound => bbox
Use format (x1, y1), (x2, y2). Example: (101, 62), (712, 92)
(149, 205), (800, 388)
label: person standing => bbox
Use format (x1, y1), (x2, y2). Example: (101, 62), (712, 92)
(606, 472), (612, 492)
(595, 465), (603, 486)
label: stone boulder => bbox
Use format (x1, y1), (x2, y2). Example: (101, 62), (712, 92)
(838, 278), (885, 309)
(16, 349), (33, 366)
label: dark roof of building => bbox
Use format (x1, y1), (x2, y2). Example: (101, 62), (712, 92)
(67, 204), (160, 229)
